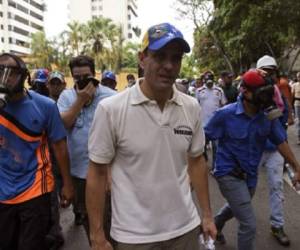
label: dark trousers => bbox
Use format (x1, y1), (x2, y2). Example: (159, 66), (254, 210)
(115, 227), (200, 250)
(72, 177), (112, 245)
(0, 193), (51, 250)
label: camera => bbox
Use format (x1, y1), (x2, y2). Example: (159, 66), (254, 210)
(76, 76), (99, 90)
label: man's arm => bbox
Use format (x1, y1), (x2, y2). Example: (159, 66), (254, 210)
(277, 141), (300, 183)
(188, 154), (217, 240)
(86, 160), (113, 250)
(51, 138), (74, 207)
(60, 83), (96, 129)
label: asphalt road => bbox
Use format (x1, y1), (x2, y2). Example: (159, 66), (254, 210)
(60, 125), (300, 250)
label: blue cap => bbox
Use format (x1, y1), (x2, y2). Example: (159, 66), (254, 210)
(141, 23), (190, 53)
(33, 68), (48, 84)
(102, 71), (116, 81)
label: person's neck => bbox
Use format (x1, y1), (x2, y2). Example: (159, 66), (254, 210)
(243, 99), (258, 117)
(8, 91), (26, 102)
(50, 95), (59, 102)
(140, 79), (173, 111)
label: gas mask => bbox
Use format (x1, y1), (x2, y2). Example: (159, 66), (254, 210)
(203, 72), (214, 88)
(243, 76), (282, 120)
(0, 65), (26, 108)
(75, 76), (99, 90)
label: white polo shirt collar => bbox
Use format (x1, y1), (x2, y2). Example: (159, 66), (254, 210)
(131, 78), (183, 106)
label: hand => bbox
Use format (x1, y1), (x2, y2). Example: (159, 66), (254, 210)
(76, 82), (97, 105)
(91, 233), (113, 250)
(201, 216), (217, 241)
(60, 180), (74, 208)
(292, 170), (300, 187)
(287, 117), (294, 126)
(256, 68), (268, 77)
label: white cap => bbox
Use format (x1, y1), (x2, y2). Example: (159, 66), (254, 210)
(256, 55), (277, 69)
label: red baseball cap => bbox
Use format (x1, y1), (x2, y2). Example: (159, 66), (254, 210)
(242, 70), (266, 88)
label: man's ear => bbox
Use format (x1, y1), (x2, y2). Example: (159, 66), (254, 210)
(138, 51), (146, 69)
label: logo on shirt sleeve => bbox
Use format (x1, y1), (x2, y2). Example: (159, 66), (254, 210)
(173, 125), (193, 136)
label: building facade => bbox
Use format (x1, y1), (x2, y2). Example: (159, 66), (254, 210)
(0, 0), (45, 55)
(68, 0), (139, 41)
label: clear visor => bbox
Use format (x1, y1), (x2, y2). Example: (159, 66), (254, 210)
(0, 65), (23, 90)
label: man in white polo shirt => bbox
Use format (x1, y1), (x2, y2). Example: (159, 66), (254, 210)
(86, 22), (217, 250)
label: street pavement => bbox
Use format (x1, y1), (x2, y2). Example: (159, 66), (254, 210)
(60, 125), (300, 250)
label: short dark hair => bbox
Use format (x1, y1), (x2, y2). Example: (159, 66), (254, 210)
(126, 74), (135, 81)
(69, 55), (95, 76)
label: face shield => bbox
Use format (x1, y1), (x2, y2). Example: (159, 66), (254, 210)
(0, 65), (26, 108)
(0, 65), (25, 93)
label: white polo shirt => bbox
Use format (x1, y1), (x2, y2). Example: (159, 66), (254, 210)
(195, 85), (226, 126)
(292, 82), (300, 106)
(88, 80), (205, 244)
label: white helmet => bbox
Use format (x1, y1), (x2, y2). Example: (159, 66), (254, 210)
(256, 55), (277, 69)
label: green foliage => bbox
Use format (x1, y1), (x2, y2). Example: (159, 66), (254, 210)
(30, 31), (55, 69)
(30, 17), (139, 74)
(176, 0), (300, 74)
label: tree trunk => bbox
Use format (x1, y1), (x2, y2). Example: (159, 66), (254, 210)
(288, 48), (300, 74)
(209, 31), (234, 72)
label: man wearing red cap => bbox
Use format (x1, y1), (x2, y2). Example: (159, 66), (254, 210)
(204, 69), (300, 250)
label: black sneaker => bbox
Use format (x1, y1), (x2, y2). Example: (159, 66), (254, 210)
(45, 233), (64, 250)
(271, 226), (290, 246)
(74, 213), (85, 226)
(215, 231), (226, 245)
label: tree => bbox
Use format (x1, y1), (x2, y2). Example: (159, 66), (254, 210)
(30, 31), (55, 69)
(121, 42), (139, 72)
(175, 0), (300, 74)
(29, 17), (135, 74)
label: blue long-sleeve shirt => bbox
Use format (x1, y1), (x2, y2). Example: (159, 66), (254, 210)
(204, 98), (287, 187)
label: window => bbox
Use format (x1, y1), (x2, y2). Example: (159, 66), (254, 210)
(0, 25), (3, 30)
(128, 33), (132, 39)
(17, 4), (29, 14)
(30, 10), (43, 21)
(128, 14), (131, 20)
(128, 24), (131, 29)
(30, 0), (44, 11)
(9, 37), (13, 44)
(1, 37), (4, 43)
(0, 12), (3, 17)
(31, 21), (43, 31)
(13, 26), (29, 36)
(8, 1), (17, 8)
(15, 14), (29, 25)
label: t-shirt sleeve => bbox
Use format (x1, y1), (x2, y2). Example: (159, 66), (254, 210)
(204, 109), (225, 140)
(188, 103), (205, 157)
(268, 119), (287, 146)
(46, 103), (67, 142)
(220, 89), (227, 106)
(57, 90), (71, 113)
(88, 103), (116, 164)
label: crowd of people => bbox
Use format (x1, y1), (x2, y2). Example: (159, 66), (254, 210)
(1, 22), (300, 250)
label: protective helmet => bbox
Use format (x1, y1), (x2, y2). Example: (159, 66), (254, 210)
(256, 55), (277, 69)
(102, 71), (116, 81)
(33, 68), (49, 84)
(242, 70), (266, 88)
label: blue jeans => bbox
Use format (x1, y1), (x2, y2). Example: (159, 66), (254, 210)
(215, 175), (256, 250)
(259, 151), (284, 228)
(295, 105), (300, 139)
